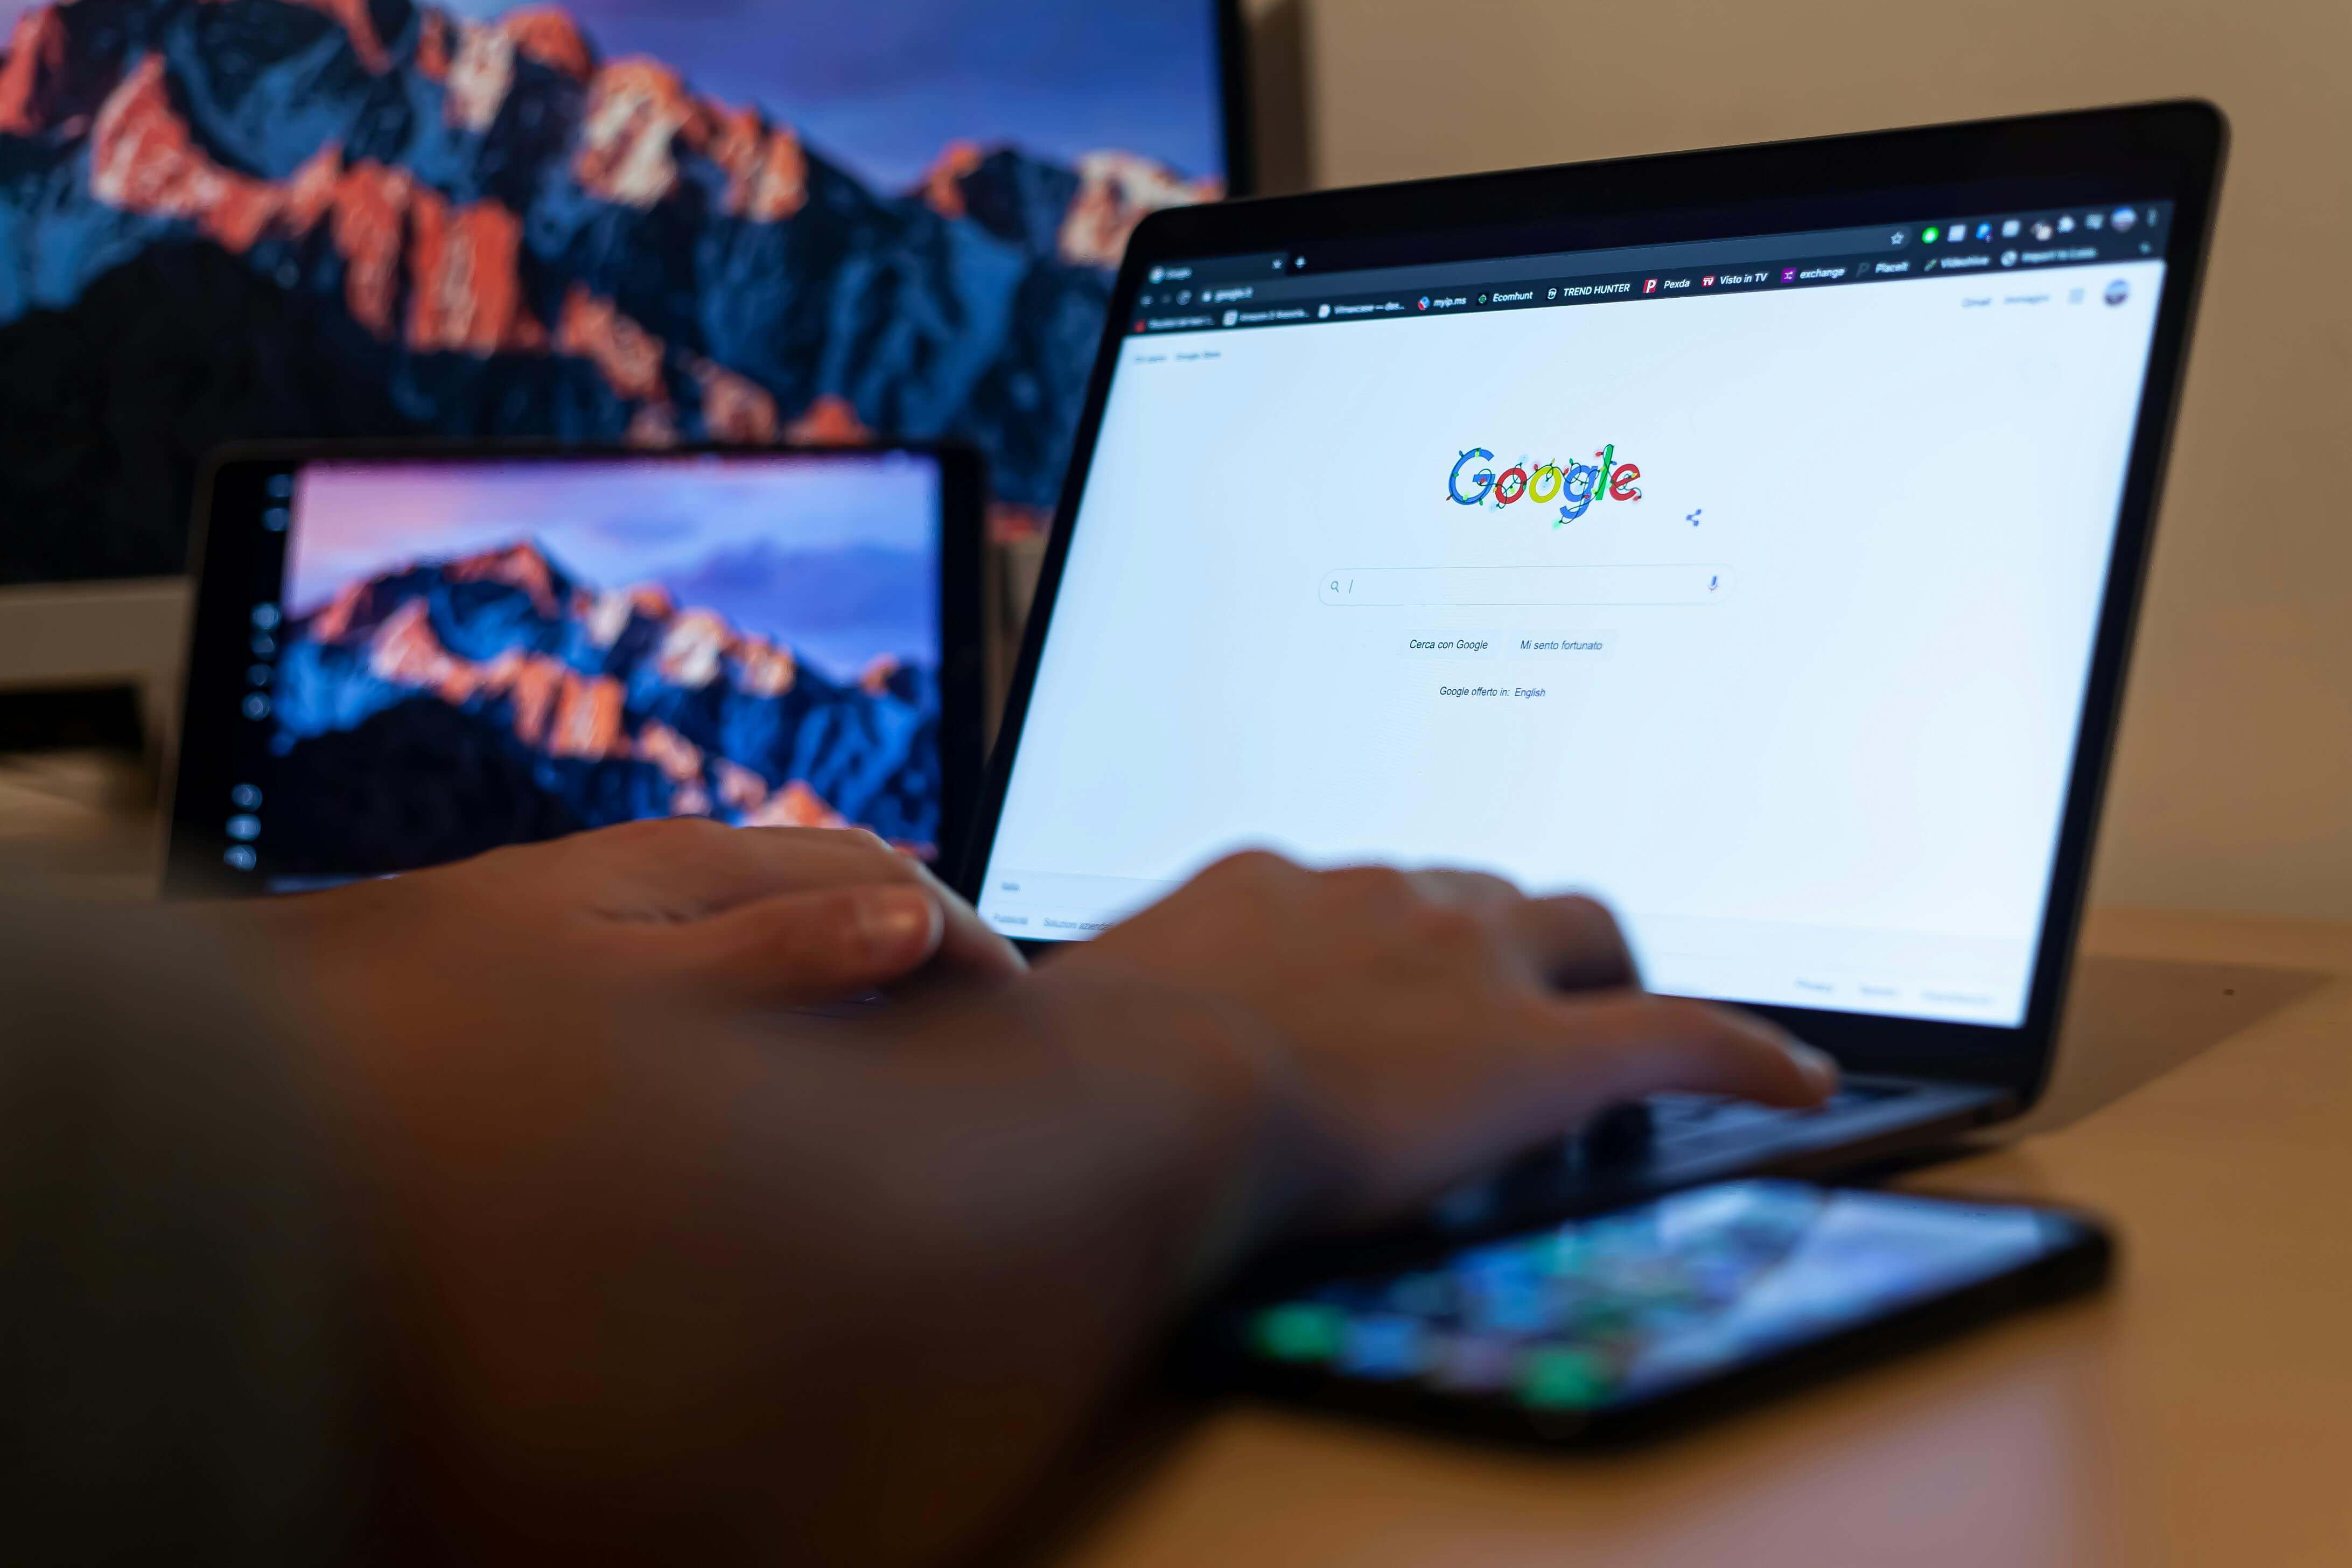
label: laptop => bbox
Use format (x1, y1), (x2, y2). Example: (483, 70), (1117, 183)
(955, 103), (2225, 1249)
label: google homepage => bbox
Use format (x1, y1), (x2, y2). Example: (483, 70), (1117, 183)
(981, 257), (2166, 1026)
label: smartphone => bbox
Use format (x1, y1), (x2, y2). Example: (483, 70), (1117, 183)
(1196, 1179), (2110, 1445)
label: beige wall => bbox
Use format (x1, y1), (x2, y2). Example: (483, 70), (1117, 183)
(1248, 0), (2352, 919)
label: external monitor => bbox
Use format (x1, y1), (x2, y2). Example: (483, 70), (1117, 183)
(0, 0), (1247, 726)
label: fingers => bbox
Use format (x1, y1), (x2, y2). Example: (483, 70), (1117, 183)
(1547, 992), (1838, 1108)
(1401, 867), (1521, 908)
(1406, 994), (1835, 1185)
(692, 834), (1025, 982)
(1389, 870), (1637, 993)
(924, 877), (1030, 984)
(561, 820), (1025, 984)
(655, 883), (948, 1006)
(1395, 874), (1633, 991)
(1188, 847), (1312, 896)
(1479, 893), (1634, 991)
(610, 821), (922, 915)
(1222, 858), (1630, 985)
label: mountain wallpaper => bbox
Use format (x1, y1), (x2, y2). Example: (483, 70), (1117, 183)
(270, 536), (939, 872)
(0, 0), (1224, 581)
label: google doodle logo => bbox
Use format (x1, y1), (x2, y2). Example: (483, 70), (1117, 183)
(1447, 445), (1642, 524)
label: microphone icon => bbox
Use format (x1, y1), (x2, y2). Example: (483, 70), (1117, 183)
(1708, 575), (1719, 592)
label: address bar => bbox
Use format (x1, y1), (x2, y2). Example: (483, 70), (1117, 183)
(1318, 564), (1731, 606)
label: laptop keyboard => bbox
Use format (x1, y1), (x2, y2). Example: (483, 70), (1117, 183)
(1582, 1083), (1910, 1166)
(1404, 1080), (1926, 1244)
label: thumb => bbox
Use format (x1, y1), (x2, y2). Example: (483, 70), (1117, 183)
(660, 883), (947, 1006)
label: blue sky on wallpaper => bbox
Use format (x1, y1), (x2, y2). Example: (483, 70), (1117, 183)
(286, 455), (944, 676)
(0, 0), (1230, 189)
(486, 0), (1228, 187)
(0, 1), (1226, 186)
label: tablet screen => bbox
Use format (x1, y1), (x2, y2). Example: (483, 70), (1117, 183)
(193, 449), (946, 890)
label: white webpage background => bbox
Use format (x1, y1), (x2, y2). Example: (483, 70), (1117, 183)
(983, 263), (2166, 1025)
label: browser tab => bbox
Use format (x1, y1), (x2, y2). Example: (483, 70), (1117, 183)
(1143, 201), (2171, 337)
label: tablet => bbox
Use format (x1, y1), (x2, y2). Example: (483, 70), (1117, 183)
(167, 444), (982, 895)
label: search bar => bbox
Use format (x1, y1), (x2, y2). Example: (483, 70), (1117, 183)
(1319, 565), (1730, 606)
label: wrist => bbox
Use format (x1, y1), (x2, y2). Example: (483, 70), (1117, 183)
(1013, 958), (1341, 1298)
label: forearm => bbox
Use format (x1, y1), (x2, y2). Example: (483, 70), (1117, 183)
(0, 896), (377, 1561)
(346, 959), (1315, 1564)
(761, 967), (1315, 1565)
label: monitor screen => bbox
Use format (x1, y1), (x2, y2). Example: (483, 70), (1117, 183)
(214, 449), (944, 888)
(0, 0), (1234, 583)
(977, 205), (2176, 1028)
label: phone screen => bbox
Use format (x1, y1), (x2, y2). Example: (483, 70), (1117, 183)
(1226, 1180), (2094, 1421)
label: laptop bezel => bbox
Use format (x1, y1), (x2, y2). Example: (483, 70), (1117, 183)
(957, 101), (2227, 1110)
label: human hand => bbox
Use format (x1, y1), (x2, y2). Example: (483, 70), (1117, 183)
(1057, 851), (1836, 1226)
(242, 818), (1024, 1012)
(36, 840), (1818, 1564)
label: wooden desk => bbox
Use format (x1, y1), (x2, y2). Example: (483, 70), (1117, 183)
(2, 765), (2342, 1560)
(1060, 911), (2352, 1568)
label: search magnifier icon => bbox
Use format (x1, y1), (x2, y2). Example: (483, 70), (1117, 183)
(1329, 579), (1340, 593)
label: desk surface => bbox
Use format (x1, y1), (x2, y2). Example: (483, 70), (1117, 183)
(5, 766), (2346, 1563)
(1061, 909), (2352, 1568)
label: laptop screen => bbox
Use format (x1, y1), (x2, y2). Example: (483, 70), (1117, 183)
(979, 204), (2176, 1028)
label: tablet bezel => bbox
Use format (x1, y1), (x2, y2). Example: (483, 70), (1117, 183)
(167, 439), (985, 895)
(956, 101), (2228, 1109)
